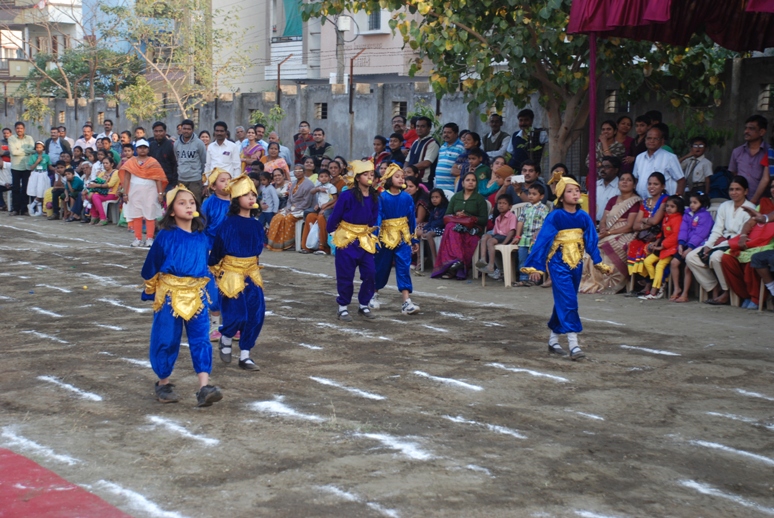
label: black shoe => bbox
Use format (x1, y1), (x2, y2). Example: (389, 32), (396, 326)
(155, 381), (180, 403)
(196, 385), (223, 407)
(47, 213), (60, 221)
(238, 358), (260, 371)
(358, 307), (376, 320)
(337, 309), (353, 322)
(570, 346), (586, 361)
(548, 343), (568, 356)
(8, 211), (19, 216)
(447, 261), (463, 277)
(218, 338), (232, 363)
(80, 217), (91, 224)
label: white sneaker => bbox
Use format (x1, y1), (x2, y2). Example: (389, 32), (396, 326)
(35, 208), (43, 217)
(144, 238), (154, 247)
(401, 300), (419, 315)
(130, 238), (145, 247)
(27, 202), (36, 215)
(368, 293), (381, 310)
(490, 268), (502, 280)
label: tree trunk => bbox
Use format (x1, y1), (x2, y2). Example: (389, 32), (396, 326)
(545, 88), (589, 174)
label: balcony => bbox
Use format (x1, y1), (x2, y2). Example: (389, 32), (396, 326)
(264, 39), (320, 80)
(0, 58), (30, 78)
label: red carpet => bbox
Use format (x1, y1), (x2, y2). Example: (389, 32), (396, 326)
(0, 448), (131, 517)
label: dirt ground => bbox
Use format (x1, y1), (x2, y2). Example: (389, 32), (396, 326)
(1, 215), (773, 518)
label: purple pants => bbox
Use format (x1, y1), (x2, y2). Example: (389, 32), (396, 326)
(335, 243), (375, 307)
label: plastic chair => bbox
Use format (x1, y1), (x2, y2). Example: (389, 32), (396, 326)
(475, 203), (528, 286)
(759, 279), (774, 312)
(294, 219), (305, 252)
(103, 200), (120, 223)
(418, 234), (441, 272)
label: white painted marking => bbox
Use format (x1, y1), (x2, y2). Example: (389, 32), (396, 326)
(249, 396), (325, 422)
(320, 485), (360, 502)
(37, 376), (103, 401)
(262, 262), (333, 278)
(98, 297), (151, 313)
(367, 502), (400, 518)
(318, 486), (401, 517)
(482, 322), (504, 327)
(30, 307), (63, 318)
(414, 371), (483, 391)
(309, 376), (386, 401)
(571, 411), (605, 421)
(21, 330), (68, 344)
(735, 388), (774, 402)
(574, 511), (624, 518)
(439, 311), (470, 320)
(680, 480), (774, 516)
(465, 464), (493, 476)
(96, 480), (188, 518)
(96, 324), (124, 331)
(0, 295), (13, 300)
(1, 428), (81, 465)
(147, 416), (219, 446)
(35, 284), (72, 293)
(422, 324), (448, 333)
(316, 322), (391, 341)
(488, 362), (570, 383)
(354, 433), (433, 460)
(79, 273), (127, 289)
(690, 440), (774, 467)
(581, 317), (625, 327)
(442, 415), (526, 439)
(104, 263), (129, 269)
(706, 412), (774, 431)
(298, 342), (323, 350)
(121, 358), (152, 368)
(620, 345), (681, 356)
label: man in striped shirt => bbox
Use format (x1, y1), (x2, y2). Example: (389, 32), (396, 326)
(434, 123), (464, 192)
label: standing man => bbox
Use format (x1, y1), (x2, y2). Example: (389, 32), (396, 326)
(483, 113), (510, 160)
(434, 123), (464, 192)
(149, 121), (177, 190)
(303, 128), (335, 168)
(74, 124), (97, 152)
(205, 121), (241, 178)
(235, 126), (247, 150)
(507, 109), (547, 170)
(96, 119), (115, 141)
(8, 121), (35, 216)
(729, 115), (769, 204)
(293, 121), (314, 164)
(632, 126), (685, 199)
(44, 126), (71, 175)
(268, 131), (293, 166)
(406, 116), (439, 187)
(254, 124), (269, 151)
(595, 156), (622, 222)
(58, 126), (74, 148)
(679, 136), (713, 195)
(174, 118), (207, 203)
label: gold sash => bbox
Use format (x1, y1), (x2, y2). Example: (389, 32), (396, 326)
(332, 221), (378, 254)
(145, 273), (210, 321)
(548, 228), (585, 270)
(379, 216), (411, 250)
(210, 255), (264, 299)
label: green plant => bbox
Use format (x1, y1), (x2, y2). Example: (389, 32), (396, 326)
(120, 77), (164, 124)
(249, 105), (287, 134)
(668, 122), (733, 157)
(21, 96), (52, 133)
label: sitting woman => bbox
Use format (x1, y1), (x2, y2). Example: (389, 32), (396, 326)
(686, 176), (755, 305)
(431, 171), (489, 280)
(719, 177), (774, 309)
(265, 163), (315, 251)
(416, 188), (449, 267)
(579, 171), (642, 294)
(261, 142), (290, 181)
(272, 168), (289, 210)
(626, 172), (669, 296)
(89, 155), (121, 226)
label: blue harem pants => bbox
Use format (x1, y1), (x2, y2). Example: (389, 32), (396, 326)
(547, 252), (584, 334)
(219, 279), (265, 351)
(335, 243), (375, 306)
(375, 242), (413, 293)
(149, 296), (212, 379)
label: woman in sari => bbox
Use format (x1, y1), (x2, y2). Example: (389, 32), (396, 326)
(272, 168), (289, 210)
(580, 171), (641, 293)
(431, 171), (489, 280)
(262, 142), (290, 181)
(240, 127), (265, 174)
(265, 163), (315, 251)
(626, 172), (668, 295)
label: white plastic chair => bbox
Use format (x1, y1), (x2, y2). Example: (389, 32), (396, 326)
(103, 200), (120, 224)
(474, 203), (528, 286)
(294, 219), (305, 252)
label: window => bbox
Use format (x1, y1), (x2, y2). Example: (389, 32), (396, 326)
(58, 111), (65, 124)
(192, 108), (200, 127)
(604, 90), (617, 113)
(392, 101), (407, 119)
(63, 35), (70, 51)
(315, 102), (328, 120)
(758, 84), (773, 111)
(97, 112), (104, 125)
(368, 11), (381, 31)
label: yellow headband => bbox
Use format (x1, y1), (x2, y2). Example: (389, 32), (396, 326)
(345, 159), (375, 188)
(555, 177), (581, 201)
(166, 184), (199, 217)
(381, 163), (402, 185)
(227, 175), (258, 199)
(205, 167), (231, 186)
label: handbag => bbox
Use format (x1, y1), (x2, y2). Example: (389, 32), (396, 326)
(443, 214), (476, 229)
(305, 222), (320, 250)
(636, 225), (660, 243)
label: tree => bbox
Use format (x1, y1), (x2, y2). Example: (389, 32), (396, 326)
(302, 0), (735, 167)
(120, 76), (163, 124)
(99, 0), (251, 118)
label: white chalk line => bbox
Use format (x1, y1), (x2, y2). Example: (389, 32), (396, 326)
(706, 412), (774, 432)
(690, 440), (774, 467)
(21, 330), (69, 344)
(620, 345), (681, 356)
(421, 324), (448, 333)
(35, 284), (72, 293)
(680, 480), (774, 516)
(103, 263), (129, 269)
(734, 388), (774, 402)
(147, 416), (219, 446)
(316, 322), (391, 341)
(96, 323), (124, 331)
(442, 415), (526, 439)
(0, 294), (14, 300)
(465, 464), (493, 476)
(80, 272), (131, 289)
(249, 395), (326, 422)
(298, 342), (323, 350)
(354, 432), (434, 460)
(37, 375), (103, 401)
(581, 317), (625, 327)
(318, 485), (400, 518)
(574, 511), (625, 518)
(309, 376), (386, 401)
(488, 362), (569, 383)
(414, 370), (483, 391)
(262, 262), (333, 278)
(1, 427), (81, 465)
(30, 307), (63, 318)
(96, 480), (189, 518)
(98, 297), (151, 313)
(570, 410), (605, 421)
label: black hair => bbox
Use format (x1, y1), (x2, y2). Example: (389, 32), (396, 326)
(616, 115), (632, 126)
(228, 195), (260, 218)
(392, 115), (407, 124)
(302, 156), (316, 169)
(467, 147), (485, 159)
(730, 175), (749, 191)
(635, 115), (651, 126)
(460, 171), (478, 191)
(466, 131), (482, 145)
(135, 126), (145, 132)
(688, 189), (711, 209)
(389, 132), (403, 141)
(259, 171), (272, 183)
(73, 145), (83, 152)
(121, 143), (134, 151)
(50, 125), (59, 131)
(353, 178), (379, 205)
(14, 121), (24, 128)
(404, 164), (419, 176)
(334, 156), (348, 169)
(104, 119), (113, 125)
(247, 172), (262, 182)
(82, 123), (92, 130)
(251, 161), (264, 173)
(102, 155), (116, 167)
(101, 137), (112, 143)
(267, 141), (280, 152)
(64, 167), (75, 175)
(666, 195), (685, 214)
(521, 159), (541, 174)
(409, 116), (419, 125)
(496, 193), (512, 204)
(404, 175), (423, 202)
(443, 122), (459, 134)
(213, 121), (228, 131)
(528, 183), (546, 196)
(429, 188), (449, 210)
(645, 110), (663, 123)
(318, 169), (331, 177)
(654, 122), (670, 141)
(181, 119), (194, 128)
(416, 116), (432, 128)
(254, 123), (266, 130)
(57, 126), (65, 131)
(689, 136), (708, 147)
(159, 190), (205, 232)
(374, 135), (387, 146)
(746, 114), (768, 131)
(517, 109), (535, 120)
(601, 119), (617, 131)
(199, 130), (210, 139)
(383, 171), (403, 191)
(489, 113), (504, 122)
(120, 130), (131, 139)
(55, 160), (66, 167)
(601, 155), (622, 170)
(59, 150), (71, 157)
(299, 120), (310, 127)
(648, 172), (667, 191)
(313, 127), (325, 135)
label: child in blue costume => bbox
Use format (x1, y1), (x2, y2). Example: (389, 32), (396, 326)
(370, 164), (421, 315)
(208, 175), (265, 371)
(141, 184), (223, 407)
(521, 177), (611, 360)
(327, 159), (379, 322)
(201, 168), (232, 342)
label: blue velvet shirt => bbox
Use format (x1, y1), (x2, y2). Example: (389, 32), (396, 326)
(201, 195), (230, 247)
(326, 188), (379, 231)
(208, 215), (265, 265)
(141, 227), (211, 300)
